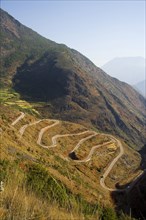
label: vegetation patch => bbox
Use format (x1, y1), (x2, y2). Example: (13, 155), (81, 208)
(0, 159), (136, 219)
(0, 89), (39, 116)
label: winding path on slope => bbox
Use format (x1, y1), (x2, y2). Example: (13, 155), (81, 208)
(99, 136), (125, 192)
(70, 132), (97, 152)
(11, 112), (25, 126)
(48, 131), (91, 148)
(11, 113), (143, 192)
(75, 140), (113, 163)
(37, 120), (60, 147)
(19, 119), (51, 137)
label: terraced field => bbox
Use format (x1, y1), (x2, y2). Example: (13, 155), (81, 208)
(0, 89), (39, 115)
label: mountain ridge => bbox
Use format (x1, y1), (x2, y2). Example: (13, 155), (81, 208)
(0, 8), (146, 150)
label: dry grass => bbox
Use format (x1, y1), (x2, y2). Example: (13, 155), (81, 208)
(105, 141), (141, 188)
(0, 184), (86, 220)
(0, 104), (142, 219)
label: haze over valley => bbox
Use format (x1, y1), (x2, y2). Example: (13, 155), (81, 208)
(101, 57), (145, 85)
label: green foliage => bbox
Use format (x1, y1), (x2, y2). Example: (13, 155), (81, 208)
(0, 89), (39, 116)
(0, 159), (10, 181)
(0, 159), (24, 183)
(4, 52), (22, 68)
(0, 160), (137, 219)
(26, 163), (100, 215)
(0, 89), (20, 103)
(74, 194), (98, 215)
(26, 163), (70, 207)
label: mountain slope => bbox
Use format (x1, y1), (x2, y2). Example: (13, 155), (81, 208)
(0, 8), (146, 150)
(0, 103), (142, 219)
(0, 8), (58, 88)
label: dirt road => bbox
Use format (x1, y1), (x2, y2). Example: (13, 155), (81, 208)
(12, 113), (143, 192)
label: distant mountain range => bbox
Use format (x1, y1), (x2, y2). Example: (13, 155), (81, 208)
(101, 57), (145, 85)
(134, 80), (146, 97)
(0, 8), (146, 149)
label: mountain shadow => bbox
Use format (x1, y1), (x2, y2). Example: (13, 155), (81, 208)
(139, 144), (146, 169)
(13, 52), (70, 101)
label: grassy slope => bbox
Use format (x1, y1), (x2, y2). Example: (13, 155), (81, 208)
(0, 93), (140, 219)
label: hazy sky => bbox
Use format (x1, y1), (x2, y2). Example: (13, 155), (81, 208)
(1, 0), (145, 66)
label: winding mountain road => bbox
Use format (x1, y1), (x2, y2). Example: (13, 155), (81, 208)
(49, 131), (90, 148)
(11, 112), (143, 192)
(100, 137), (125, 192)
(11, 112), (25, 126)
(76, 140), (113, 163)
(37, 120), (60, 147)
(70, 132), (97, 152)
(19, 120), (42, 137)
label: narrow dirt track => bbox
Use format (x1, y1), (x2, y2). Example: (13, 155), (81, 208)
(76, 140), (113, 163)
(37, 120), (60, 148)
(70, 132), (97, 152)
(99, 137), (125, 192)
(50, 131), (90, 148)
(19, 120), (42, 137)
(11, 113), (143, 192)
(11, 112), (25, 126)
(19, 119), (51, 137)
